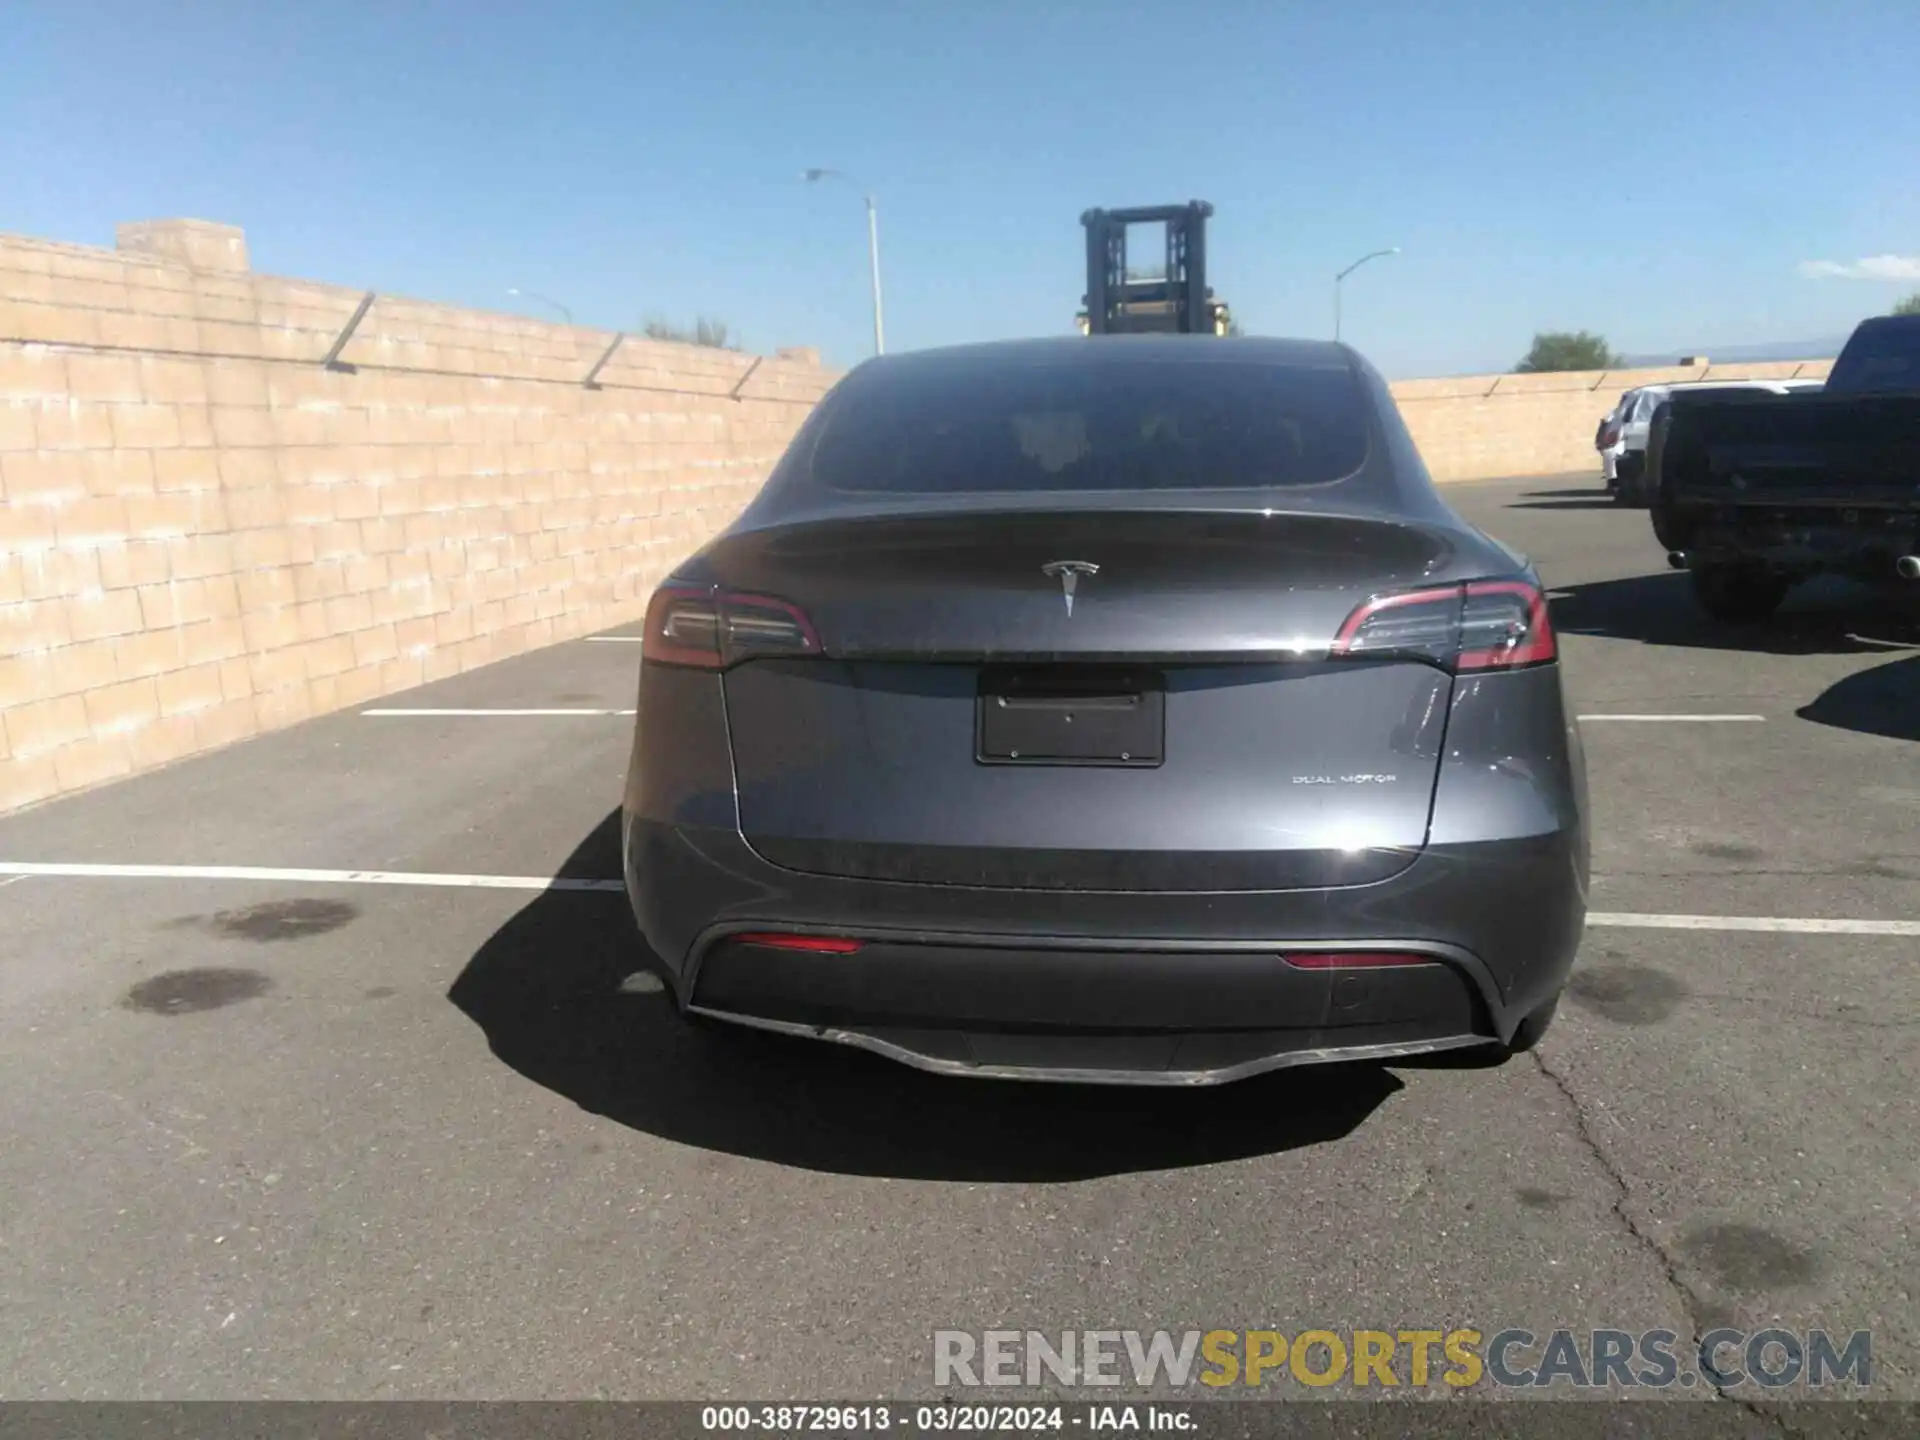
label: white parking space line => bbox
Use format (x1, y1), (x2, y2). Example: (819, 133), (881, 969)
(1587, 911), (1920, 936)
(1577, 714), (1766, 722)
(360, 708), (636, 717)
(0, 862), (625, 892)
(0, 862), (1915, 936)
(584, 635), (646, 643)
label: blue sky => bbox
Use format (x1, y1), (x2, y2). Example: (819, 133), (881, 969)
(4, 0), (1917, 376)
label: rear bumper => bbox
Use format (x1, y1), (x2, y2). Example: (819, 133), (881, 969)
(1660, 503), (1920, 585)
(620, 651), (1588, 1084)
(688, 930), (1494, 1085)
(690, 1009), (1493, 1086)
(622, 818), (1586, 1085)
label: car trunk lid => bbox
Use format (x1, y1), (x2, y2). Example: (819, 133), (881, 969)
(701, 507), (1503, 892)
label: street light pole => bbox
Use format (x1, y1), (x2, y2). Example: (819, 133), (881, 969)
(1333, 248), (1399, 342)
(804, 168), (885, 356)
(864, 193), (885, 356)
(506, 288), (573, 325)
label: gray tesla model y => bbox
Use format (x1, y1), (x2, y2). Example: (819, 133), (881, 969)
(620, 335), (1589, 1084)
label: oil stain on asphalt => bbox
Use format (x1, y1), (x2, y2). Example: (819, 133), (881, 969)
(123, 968), (273, 1015)
(1566, 965), (1690, 1025)
(208, 898), (359, 942)
(1680, 1221), (1823, 1293)
(1693, 840), (1766, 863)
(1847, 856), (1920, 880)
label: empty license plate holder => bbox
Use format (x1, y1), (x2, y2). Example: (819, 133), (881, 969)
(976, 666), (1165, 767)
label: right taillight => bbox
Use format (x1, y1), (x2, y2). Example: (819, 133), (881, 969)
(641, 582), (821, 670)
(1455, 579), (1556, 670)
(1332, 579), (1556, 673)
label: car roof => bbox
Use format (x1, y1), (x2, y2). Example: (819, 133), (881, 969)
(1643, 379), (1798, 395)
(1850, 313), (1920, 336)
(854, 334), (1358, 376)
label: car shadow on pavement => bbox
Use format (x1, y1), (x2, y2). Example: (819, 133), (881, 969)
(1548, 570), (1920, 658)
(449, 811), (1404, 1182)
(1798, 654), (1920, 743)
(1506, 487), (1622, 511)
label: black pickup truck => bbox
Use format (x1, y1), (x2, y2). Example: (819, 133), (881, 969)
(1649, 313), (1920, 621)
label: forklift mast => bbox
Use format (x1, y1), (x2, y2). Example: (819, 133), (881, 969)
(1078, 201), (1231, 336)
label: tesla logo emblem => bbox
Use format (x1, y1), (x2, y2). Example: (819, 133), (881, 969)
(1041, 560), (1099, 616)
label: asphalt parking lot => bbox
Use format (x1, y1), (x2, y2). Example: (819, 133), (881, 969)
(1, 473), (1916, 1403)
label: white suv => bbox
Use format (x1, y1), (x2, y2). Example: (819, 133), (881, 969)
(1603, 379), (1823, 503)
(1595, 391), (1639, 489)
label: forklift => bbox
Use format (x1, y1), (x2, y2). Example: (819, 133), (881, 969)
(1076, 200), (1234, 336)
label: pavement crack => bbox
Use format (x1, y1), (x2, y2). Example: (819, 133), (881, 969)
(1688, 992), (1920, 1031)
(1527, 1047), (1790, 1427)
(1398, 1161), (1435, 1208)
(87, 1091), (210, 1161)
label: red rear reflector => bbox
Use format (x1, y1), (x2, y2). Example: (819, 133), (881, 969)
(731, 932), (864, 954)
(1284, 951), (1433, 970)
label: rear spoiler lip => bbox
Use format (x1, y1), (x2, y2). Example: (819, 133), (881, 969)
(729, 491), (1410, 529)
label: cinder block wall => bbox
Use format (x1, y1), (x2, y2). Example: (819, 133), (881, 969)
(1394, 359), (1834, 481)
(0, 216), (1838, 816)
(0, 220), (836, 814)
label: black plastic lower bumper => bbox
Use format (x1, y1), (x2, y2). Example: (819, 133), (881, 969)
(695, 933), (1478, 1032)
(624, 816), (1584, 1028)
(685, 933), (1495, 1084)
(688, 1008), (1494, 1085)
(1654, 499), (1920, 580)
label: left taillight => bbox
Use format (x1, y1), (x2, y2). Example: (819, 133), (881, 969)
(1332, 579), (1556, 672)
(641, 583), (821, 670)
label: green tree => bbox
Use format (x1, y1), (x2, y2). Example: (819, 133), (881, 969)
(1893, 293), (1920, 317)
(1513, 330), (1622, 373)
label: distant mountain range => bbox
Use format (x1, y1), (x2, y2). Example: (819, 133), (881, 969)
(1618, 337), (1847, 366)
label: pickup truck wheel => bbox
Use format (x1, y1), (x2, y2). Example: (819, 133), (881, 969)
(1649, 503), (1685, 551)
(1691, 564), (1789, 623)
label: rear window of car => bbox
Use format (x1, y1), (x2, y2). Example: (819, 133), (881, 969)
(805, 355), (1371, 493)
(1828, 321), (1920, 394)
